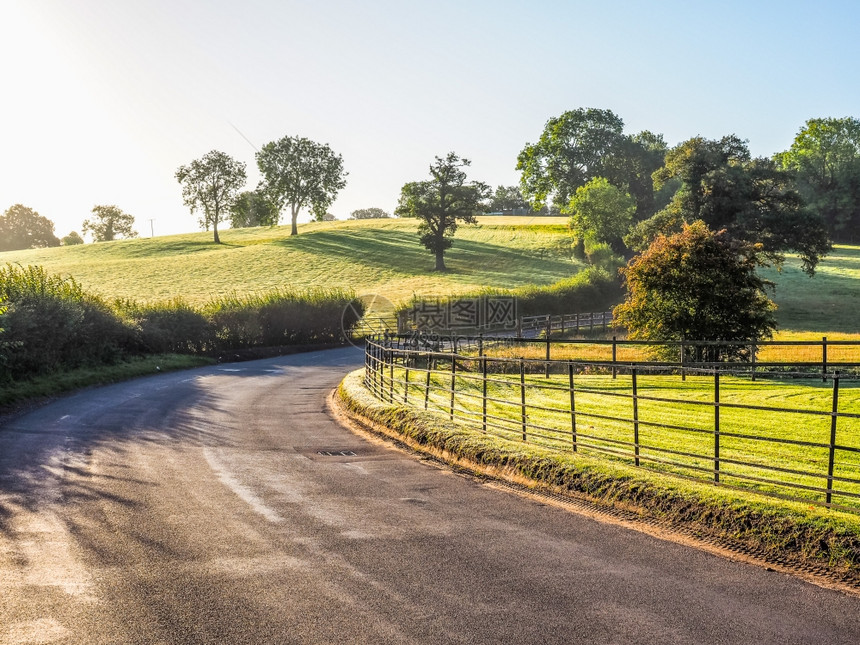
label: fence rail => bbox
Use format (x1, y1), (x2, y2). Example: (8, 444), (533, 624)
(364, 336), (860, 512)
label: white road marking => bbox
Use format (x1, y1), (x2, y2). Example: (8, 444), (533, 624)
(202, 448), (283, 523)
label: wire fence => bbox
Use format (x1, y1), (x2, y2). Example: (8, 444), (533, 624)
(364, 336), (860, 512)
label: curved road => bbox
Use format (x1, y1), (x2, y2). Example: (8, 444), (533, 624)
(1, 347), (859, 644)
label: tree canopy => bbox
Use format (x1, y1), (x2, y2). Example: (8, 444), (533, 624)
(516, 108), (665, 220)
(176, 150), (247, 244)
(775, 117), (860, 242)
(61, 231), (84, 246)
(395, 152), (489, 271)
(0, 204), (60, 251)
(614, 221), (777, 360)
(82, 205), (138, 242)
(486, 185), (533, 215)
(629, 135), (831, 274)
(256, 135), (347, 235)
(566, 177), (635, 251)
(349, 207), (391, 219)
(230, 190), (279, 228)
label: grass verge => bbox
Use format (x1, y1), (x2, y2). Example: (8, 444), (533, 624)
(0, 354), (214, 411)
(337, 369), (860, 582)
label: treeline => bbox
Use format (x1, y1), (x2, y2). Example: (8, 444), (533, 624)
(0, 264), (363, 382)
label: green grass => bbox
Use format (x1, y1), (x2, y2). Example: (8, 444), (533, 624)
(0, 217), (581, 307)
(374, 362), (860, 509)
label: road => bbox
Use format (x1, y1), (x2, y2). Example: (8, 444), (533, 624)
(1, 346), (859, 644)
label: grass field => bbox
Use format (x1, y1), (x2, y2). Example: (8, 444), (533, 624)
(1, 218), (858, 335)
(0, 217), (579, 307)
(372, 359), (860, 508)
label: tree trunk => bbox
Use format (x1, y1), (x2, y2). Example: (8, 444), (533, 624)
(213, 219), (220, 244)
(435, 249), (446, 271)
(291, 205), (299, 236)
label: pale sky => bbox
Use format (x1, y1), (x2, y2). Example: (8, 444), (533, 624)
(1, 0), (858, 239)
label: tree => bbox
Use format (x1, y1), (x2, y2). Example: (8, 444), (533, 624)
(349, 207), (391, 219)
(775, 117), (860, 242)
(486, 185), (532, 215)
(0, 204), (60, 251)
(82, 205), (138, 242)
(256, 135), (347, 236)
(614, 221), (776, 360)
(629, 136), (831, 274)
(566, 177), (635, 251)
(176, 150), (247, 244)
(61, 231), (84, 246)
(230, 190), (279, 228)
(395, 152), (489, 271)
(516, 108), (665, 220)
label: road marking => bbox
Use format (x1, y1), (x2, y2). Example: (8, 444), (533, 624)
(203, 448), (283, 523)
(218, 368), (244, 372)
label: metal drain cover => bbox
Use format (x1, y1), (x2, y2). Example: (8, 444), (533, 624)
(317, 450), (357, 457)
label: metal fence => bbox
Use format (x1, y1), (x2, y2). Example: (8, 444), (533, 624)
(364, 336), (860, 512)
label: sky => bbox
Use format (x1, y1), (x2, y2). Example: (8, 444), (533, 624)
(1, 0), (858, 239)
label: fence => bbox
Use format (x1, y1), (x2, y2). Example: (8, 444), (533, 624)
(364, 336), (860, 511)
(395, 307), (615, 337)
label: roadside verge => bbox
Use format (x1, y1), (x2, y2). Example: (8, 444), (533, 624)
(335, 369), (860, 589)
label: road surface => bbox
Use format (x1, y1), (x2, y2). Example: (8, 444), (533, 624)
(1, 347), (859, 644)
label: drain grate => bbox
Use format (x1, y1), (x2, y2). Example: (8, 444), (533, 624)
(317, 450), (357, 457)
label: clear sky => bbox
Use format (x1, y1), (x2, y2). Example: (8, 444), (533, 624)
(1, 0), (858, 239)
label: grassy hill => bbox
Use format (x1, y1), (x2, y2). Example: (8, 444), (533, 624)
(0, 217), (580, 307)
(1, 216), (858, 336)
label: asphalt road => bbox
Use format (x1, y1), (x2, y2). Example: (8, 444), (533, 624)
(2, 346), (860, 644)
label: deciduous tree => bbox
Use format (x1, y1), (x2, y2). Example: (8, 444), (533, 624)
(0, 204), (60, 251)
(349, 207), (391, 219)
(614, 221), (776, 360)
(566, 177), (635, 251)
(256, 135), (347, 235)
(395, 152), (489, 271)
(82, 205), (138, 242)
(230, 190), (279, 228)
(176, 150), (247, 244)
(629, 136), (830, 274)
(61, 231), (84, 246)
(775, 117), (860, 242)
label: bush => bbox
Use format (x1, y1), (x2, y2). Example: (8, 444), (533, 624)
(118, 298), (212, 354)
(0, 264), (135, 378)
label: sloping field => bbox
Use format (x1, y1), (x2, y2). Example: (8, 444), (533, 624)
(0, 217), (579, 306)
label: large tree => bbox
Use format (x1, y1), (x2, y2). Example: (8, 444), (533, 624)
(629, 135), (831, 274)
(0, 204), (60, 251)
(82, 205), (138, 242)
(230, 190), (279, 228)
(615, 221), (777, 360)
(175, 150), (247, 244)
(256, 135), (347, 236)
(516, 108), (665, 220)
(566, 177), (635, 252)
(486, 185), (532, 215)
(775, 117), (860, 242)
(395, 152), (489, 271)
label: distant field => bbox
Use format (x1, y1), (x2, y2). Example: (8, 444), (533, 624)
(0, 218), (857, 336)
(0, 218), (579, 307)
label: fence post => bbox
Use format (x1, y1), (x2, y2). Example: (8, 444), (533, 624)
(680, 338), (686, 382)
(520, 359), (527, 441)
(403, 365), (410, 404)
(424, 352), (431, 410)
(714, 371), (721, 484)
(517, 315), (523, 338)
(569, 361), (577, 452)
(602, 311), (607, 331)
(826, 372), (840, 505)
(482, 356), (488, 433)
(750, 342), (757, 382)
(449, 347), (457, 420)
(632, 368), (640, 467)
(478, 334), (484, 358)
(612, 336), (618, 379)
(388, 348), (395, 403)
(822, 336), (828, 383)
(545, 331), (551, 379)
(575, 313), (580, 335)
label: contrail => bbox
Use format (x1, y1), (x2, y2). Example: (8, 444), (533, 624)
(228, 121), (259, 152)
